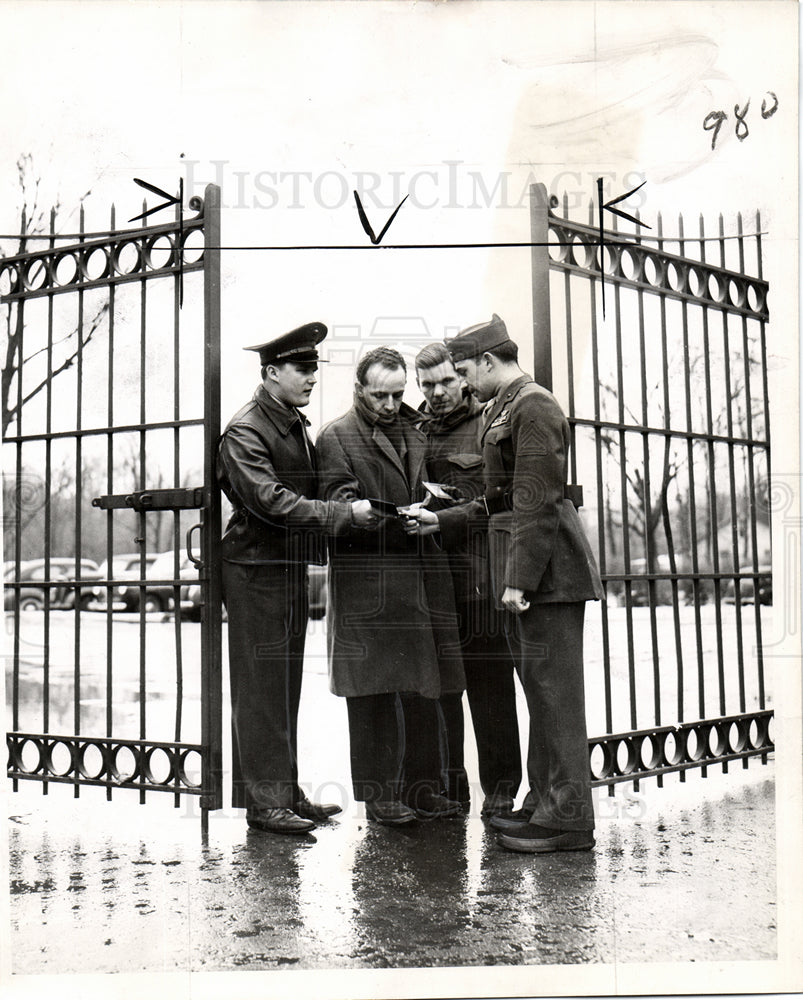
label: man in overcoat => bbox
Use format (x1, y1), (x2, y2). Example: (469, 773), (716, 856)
(414, 342), (522, 816)
(217, 322), (375, 835)
(316, 346), (466, 826)
(405, 315), (603, 853)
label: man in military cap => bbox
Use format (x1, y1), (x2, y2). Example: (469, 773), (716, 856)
(404, 315), (603, 853)
(414, 342), (522, 817)
(218, 321), (375, 834)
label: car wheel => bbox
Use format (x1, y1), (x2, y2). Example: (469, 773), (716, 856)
(143, 595), (164, 613)
(20, 596), (44, 611)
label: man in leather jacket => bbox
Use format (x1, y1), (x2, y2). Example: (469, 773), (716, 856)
(414, 342), (522, 817)
(217, 322), (375, 835)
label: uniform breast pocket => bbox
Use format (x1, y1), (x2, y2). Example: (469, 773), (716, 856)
(446, 452), (483, 470)
(483, 425), (512, 447)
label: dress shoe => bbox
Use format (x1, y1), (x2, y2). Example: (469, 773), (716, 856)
(404, 790), (463, 819)
(294, 795), (342, 822)
(481, 794), (516, 819)
(246, 806), (316, 834)
(365, 800), (417, 826)
(488, 806), (533, 831)
(497, 823), (595, 854)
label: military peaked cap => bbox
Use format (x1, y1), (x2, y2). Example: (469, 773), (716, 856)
(245, 321), (329, 366)
(446, 313), (511, 362)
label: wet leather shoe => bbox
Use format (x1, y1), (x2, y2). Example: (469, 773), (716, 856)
(294, 795), (342, 822)
(246, 807), (316, 834)
(365, 800), (417, 826)
(497, 823), (595, 854)
(405, 791), (463, 819)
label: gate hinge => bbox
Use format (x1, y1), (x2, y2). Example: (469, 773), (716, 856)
(92, 486), (208, 512)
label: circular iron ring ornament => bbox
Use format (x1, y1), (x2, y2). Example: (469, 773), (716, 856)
(143, 746), (177, 786)
(178, 748), (203, 789)
(78, 740), (112, 781)
(44, 738), (78, 778)
(112, 240), (143, 276)
(588, 714), (773, 782)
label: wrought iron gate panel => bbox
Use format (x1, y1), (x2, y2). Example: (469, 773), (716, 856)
(529, 182), (773, 787)
(3, 184), (222, 817)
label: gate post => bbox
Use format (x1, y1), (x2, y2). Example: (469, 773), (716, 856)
(529, 182), (552, 391)
(201, 182), (223, 826)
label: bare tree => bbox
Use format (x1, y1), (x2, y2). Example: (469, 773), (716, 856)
(1, 154), (108, 437)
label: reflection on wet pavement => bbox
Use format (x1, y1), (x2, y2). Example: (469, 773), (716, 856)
(8, 768), (776, 973)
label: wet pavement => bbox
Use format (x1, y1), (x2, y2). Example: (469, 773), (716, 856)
(6, 761), (776, 974)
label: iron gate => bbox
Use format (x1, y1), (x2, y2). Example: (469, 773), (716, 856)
(529, 181), (773, 788)
(3, 183), (222, 826)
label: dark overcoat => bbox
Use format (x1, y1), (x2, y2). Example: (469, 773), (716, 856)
(437, 376), (603, 606)
(316, 402), (465, 699)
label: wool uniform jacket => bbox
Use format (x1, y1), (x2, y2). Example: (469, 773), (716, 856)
(437, 376), (603, 606)
(217, 384), (353, 564)
(316, 402), (465, 699)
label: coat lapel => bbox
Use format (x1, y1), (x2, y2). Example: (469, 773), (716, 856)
(371, 425), (407, 480)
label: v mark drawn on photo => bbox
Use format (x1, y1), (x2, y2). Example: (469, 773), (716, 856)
(353, 189), (409, 245)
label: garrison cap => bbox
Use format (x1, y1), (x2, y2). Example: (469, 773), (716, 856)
(245, 321), (329, 366)
(446, 313), (510, 362)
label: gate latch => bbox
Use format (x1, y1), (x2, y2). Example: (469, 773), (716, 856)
(92, 486), (207, 512)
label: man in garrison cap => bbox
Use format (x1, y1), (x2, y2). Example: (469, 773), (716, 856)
(413, 341), (522, 818)
(404, 314), (603, 853)
(217, 321), (376, 835)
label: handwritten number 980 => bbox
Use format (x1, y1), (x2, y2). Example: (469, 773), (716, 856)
(704, 91), (778, 150)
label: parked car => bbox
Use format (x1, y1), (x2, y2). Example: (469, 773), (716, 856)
(115, 550), (199, 614)
(4, 558), (103, 611)
(723, 568), (772, 605)
(95, 552), (159, 612)
(180, 563), (327, 621)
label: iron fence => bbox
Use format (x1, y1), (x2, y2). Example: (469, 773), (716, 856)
(529, 182), (773, 787)
(3, 184), (222, 824)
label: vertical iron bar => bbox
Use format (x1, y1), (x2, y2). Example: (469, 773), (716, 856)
(173, 199), (184, 807)
(613, 271), (638, 732)
(138, 198), (147, 805)
(73, 206), (84, 799)
(105, 203), (116, 800)
(530, 183), (552, 391)
(11, 220), (26, 780)
(717, 215), (746, 719)
(734, 214), (752, 716)
(588, 225), (613, 740)
(677, 214), (706, 729)
(201, 183), (223, 822)
(754, 212), (768, 711)
(656, 213), (686, 729)
(43, 208), (56, 781)
(699, 216), (727, 722)
(635, 247), (661, 734)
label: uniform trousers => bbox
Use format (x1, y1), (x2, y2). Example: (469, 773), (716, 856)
(505, 601), (595, 831)
(346, 691), (443, 805)
(222, 560), (309, 810)
(439, 596), (522, 803)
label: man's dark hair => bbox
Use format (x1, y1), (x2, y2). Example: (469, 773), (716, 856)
(356, 346), (407, 385)
(261, 359), (314, 381)
(414, 342), (451, 372)
(486, 340), (519, 364)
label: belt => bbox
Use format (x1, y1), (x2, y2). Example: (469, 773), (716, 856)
(479, 484), (583, 515)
